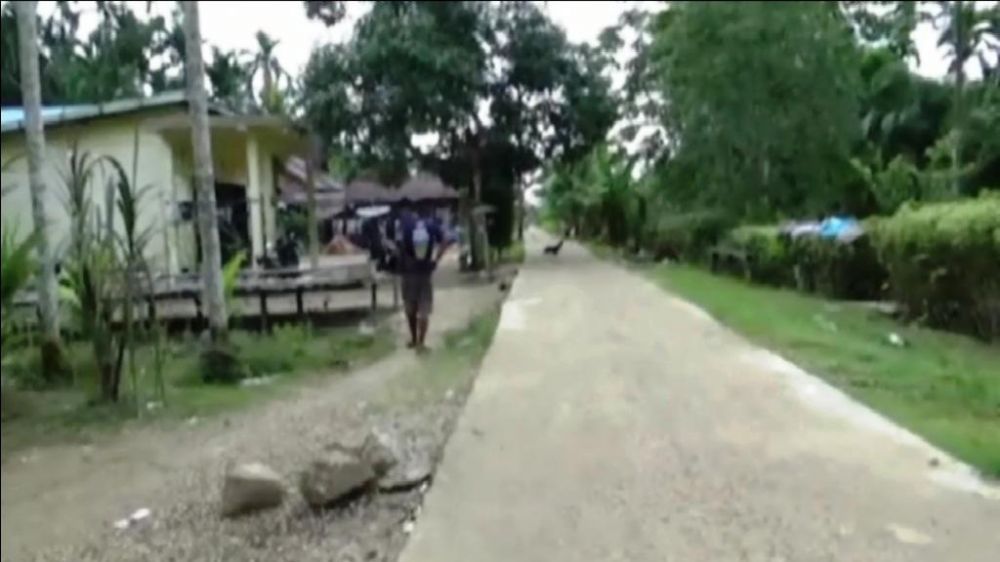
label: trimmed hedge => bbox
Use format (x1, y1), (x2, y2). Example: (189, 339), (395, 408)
(873, 194), (1000, 341)
(643, 210), (734, 261)
(721, 226), (795, 286)
(719, 224), (886, 300)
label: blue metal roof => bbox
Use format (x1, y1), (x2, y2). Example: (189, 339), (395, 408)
(0, 91), (188, 134)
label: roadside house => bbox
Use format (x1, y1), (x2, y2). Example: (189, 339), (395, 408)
(1, 91), (307, 275)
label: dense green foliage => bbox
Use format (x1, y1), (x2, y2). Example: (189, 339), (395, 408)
(302, 1), (617, 250)
(1, 222), (36, 356)
(545, 1), (999, 222)
(0, 1), (283, 113)
(541, 1), (999, 340)
(719, 226), (887, 301)
(1, 323), (393, 450)
(874, 194), (1000, 340)
(666, 195), (1000, 341)
(1, 1), (184, 106)
(652, 2), (863, 218)
(643, 211), (734, 263)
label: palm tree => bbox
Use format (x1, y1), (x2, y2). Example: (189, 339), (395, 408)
(206, 47), (251, 110)
(15, 0), (64, 379)
(247, 31), (290, 114)
(928, 1), (999, 194)
(180, 0), (228, 341)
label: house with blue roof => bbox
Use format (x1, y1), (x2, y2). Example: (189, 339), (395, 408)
(1, 91), (308, 274)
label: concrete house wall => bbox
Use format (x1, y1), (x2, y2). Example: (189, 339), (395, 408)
(1, 97), (303, 276)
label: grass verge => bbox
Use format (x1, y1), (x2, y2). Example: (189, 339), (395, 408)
(0, 323), (394, 460)
(383, 307), (502, 408)
(649, 264), (1000, 478)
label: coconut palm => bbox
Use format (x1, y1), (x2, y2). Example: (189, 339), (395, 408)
(926, 1), (1000, 193)
(15, 0), (65, 379)
(207, 47), (252, 111)
(246, 31), (291, 114)
(181, 0), (229, 341)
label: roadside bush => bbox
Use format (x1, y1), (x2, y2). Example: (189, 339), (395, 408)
(236, 324), (310, 377)
(722, 226), (795, 285)
(720, 223), (886, 300)
(200, 344), (248, 385)
(1, 377), (20, 421)
(873, 194), (1000, 341)
(643, 210), (734, 261)
(788, 231), (886, 300)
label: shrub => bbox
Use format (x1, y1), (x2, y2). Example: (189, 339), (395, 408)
(787, 231), (886, 300)
(200, 344), (248, 385)
(720, 223), (886, 300)
(236, 324), (310, 377)
(722, 226), (795, 286)
(873, 194), (1000, 341)
(643, 210), (734, 261)
(1, 378), (30, 421)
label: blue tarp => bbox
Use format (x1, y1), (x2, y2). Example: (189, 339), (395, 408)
(819, 216), (859, 240)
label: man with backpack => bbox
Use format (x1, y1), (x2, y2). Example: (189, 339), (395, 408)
(392, 199), (452, 352)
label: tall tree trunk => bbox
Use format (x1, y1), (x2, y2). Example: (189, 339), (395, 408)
(951, 0), (965, 196)
(305, 134), (321, 270)
(263, 62), (274, 112)
(181, 1), (228, 340)
(471, 147), (485, 271)
(516, 176), (525, 242)
(16, 0), (64, 379)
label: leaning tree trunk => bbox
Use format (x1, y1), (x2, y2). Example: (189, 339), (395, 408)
(951, 0), (966, 196)
(305, 134), (321, 270)
(469, 143), (486, 271)
(181, 0), (228, 340)
(16, 0), (64, 379)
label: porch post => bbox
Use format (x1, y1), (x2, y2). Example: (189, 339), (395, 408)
(245, 133), (265, 267)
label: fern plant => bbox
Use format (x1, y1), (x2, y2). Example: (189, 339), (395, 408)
(1, 224), (36, 360)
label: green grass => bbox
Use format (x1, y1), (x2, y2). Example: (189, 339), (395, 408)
(383, 307), (502, 408)
(493, 241), (526, 266)
(647, 264), (1000, 478)
(0, 323), (394, 460)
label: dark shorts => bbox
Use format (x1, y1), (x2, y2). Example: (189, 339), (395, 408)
(401, 273), (434, 318)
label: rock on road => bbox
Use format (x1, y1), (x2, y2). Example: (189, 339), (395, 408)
(401, 230), (1000, 562)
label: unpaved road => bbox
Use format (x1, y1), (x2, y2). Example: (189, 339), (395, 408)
(1, 261), (507, 562)
(402, 230), (1000, 562)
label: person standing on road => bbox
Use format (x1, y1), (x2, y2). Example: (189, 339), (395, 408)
(394, 199), (452, 352)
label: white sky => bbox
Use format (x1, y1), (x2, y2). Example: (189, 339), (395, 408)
(193, 1), (653, 76)
(191, 1), (994, 80)
(199, 1), (978, 80)
(25, 0), (992, 81)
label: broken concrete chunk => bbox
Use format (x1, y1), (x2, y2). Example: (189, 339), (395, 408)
(300, 450), (376, 508)
(379, 452), (433, 492)
(360, 428), (401, 477)
(221, 463), (286, 517)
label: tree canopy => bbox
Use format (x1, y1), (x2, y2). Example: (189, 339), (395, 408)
(301, 0), (617, 248)
(0, 1), (289, 114)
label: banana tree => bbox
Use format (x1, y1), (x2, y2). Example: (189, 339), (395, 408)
(1, 224), (36, 355)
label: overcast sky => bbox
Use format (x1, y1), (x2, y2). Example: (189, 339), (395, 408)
(25, 0), (996, 82)
(194, 1), (994, 80)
